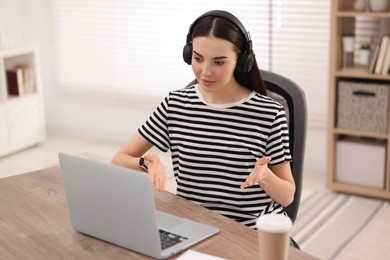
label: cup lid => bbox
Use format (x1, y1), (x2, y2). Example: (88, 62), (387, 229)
(256, 214), (292, 233)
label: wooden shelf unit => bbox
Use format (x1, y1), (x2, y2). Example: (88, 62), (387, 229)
(327, 0), (390, 200)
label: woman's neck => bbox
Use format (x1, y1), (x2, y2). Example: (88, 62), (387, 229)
(199, 82), (252, 104)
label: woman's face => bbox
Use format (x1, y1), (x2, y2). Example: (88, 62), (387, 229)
(191, 36), (238, 94)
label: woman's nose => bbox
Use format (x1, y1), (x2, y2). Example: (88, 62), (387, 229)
(201, 62), (212, 76)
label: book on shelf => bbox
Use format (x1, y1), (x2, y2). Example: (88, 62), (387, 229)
(15, 64), (35, 94)
(5, 64), (35, 96)
(6, 68), (24, 96)
(374, 35), (389, 74)
(369, 44), (380, 73)
(380, 41), (390, 75)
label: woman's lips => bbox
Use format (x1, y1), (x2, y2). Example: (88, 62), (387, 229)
(201, 79), (216, 87)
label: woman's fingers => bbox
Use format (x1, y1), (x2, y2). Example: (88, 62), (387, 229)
(241, 156), (272, 189)
(152, 172), (165, 192)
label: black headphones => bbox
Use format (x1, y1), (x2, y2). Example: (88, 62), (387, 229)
(182, 10), (255, 73)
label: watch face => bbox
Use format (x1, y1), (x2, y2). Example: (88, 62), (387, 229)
(139, 157), (148, 171)
(139, 157), (144, 166)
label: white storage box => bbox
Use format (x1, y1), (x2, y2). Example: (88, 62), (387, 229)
(336, 137), (386, 188)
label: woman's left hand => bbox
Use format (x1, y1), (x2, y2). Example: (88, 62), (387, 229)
(240, 156), (272, 189)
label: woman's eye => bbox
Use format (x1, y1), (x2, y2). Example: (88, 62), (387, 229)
(215, 61), (225, 65)
(193, 56), (202, 62)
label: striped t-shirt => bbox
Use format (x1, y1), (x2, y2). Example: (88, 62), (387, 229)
(139, 84), (292, 228)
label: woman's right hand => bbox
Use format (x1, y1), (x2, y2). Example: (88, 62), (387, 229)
(143, 153), (166, 192)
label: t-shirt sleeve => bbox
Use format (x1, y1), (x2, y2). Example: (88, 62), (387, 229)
(266, 106), (292, 166)
(138, 96), (170, 152)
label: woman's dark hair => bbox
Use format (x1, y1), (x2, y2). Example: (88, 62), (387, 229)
(191, 16), (267, 95)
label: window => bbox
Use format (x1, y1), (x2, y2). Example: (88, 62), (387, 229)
(51, 0), (269, 97)
(271, 1), (331, 127)
(50, 0), (331, 126)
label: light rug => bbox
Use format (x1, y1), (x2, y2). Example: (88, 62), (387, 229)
(292, 189), (390, 260)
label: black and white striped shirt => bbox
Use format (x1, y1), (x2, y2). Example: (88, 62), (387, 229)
(139, 84), (292, 228)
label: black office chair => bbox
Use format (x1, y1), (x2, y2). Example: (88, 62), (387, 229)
(261, 70), (307, 250)
(260, 70), (307, 225)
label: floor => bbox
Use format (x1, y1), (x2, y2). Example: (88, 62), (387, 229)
(0, 133), (327, 193)
(0, 134), (121, 178)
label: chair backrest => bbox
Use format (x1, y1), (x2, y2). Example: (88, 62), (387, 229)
(186, 70), (307, 223)
(260, 70), (307, 223)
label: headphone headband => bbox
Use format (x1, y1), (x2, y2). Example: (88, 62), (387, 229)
(183, 10), (255, 72)
(186, 10), (251, 47)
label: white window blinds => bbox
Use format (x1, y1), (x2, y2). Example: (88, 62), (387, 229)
(50, 0), (331, 127)
(51, 0), (270, 98)
(270, 0), (331, 127)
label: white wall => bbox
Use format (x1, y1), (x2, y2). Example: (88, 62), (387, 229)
(1, 0), (328, 174)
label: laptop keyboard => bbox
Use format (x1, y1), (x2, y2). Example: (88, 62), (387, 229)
(159, 229), (188, 250)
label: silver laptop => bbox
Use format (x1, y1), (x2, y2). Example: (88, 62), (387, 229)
(58, 153), (219, 259)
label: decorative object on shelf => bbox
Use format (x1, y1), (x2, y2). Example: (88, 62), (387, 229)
(342, 32), (355, 52)
(368, 0), (389, 12)
(342, 32), (355, 68)
(354, 0), (367, 11)
(359, 43), (371, 65)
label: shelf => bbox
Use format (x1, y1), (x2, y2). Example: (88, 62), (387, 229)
(332, 128), (388, 140)
(333, 69), (390, 80)
(336, 11), (390, 18)
(0, 48), (37, 59)
(6, 92), (39, 103)
(328, 181), (390, 200)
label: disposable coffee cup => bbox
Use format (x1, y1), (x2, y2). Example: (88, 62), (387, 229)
(256, 214), (292, 260)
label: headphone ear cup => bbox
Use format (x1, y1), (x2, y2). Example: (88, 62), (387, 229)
(236, 51), (255, 73)
(183, 43), (193, 65)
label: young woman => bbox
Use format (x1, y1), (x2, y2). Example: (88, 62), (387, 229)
(111, 10), (295, 229)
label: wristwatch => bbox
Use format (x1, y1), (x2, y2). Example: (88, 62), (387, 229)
(139, 157), (148, 171)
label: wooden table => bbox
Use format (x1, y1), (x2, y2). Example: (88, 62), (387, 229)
(0, 166), (319, 259)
